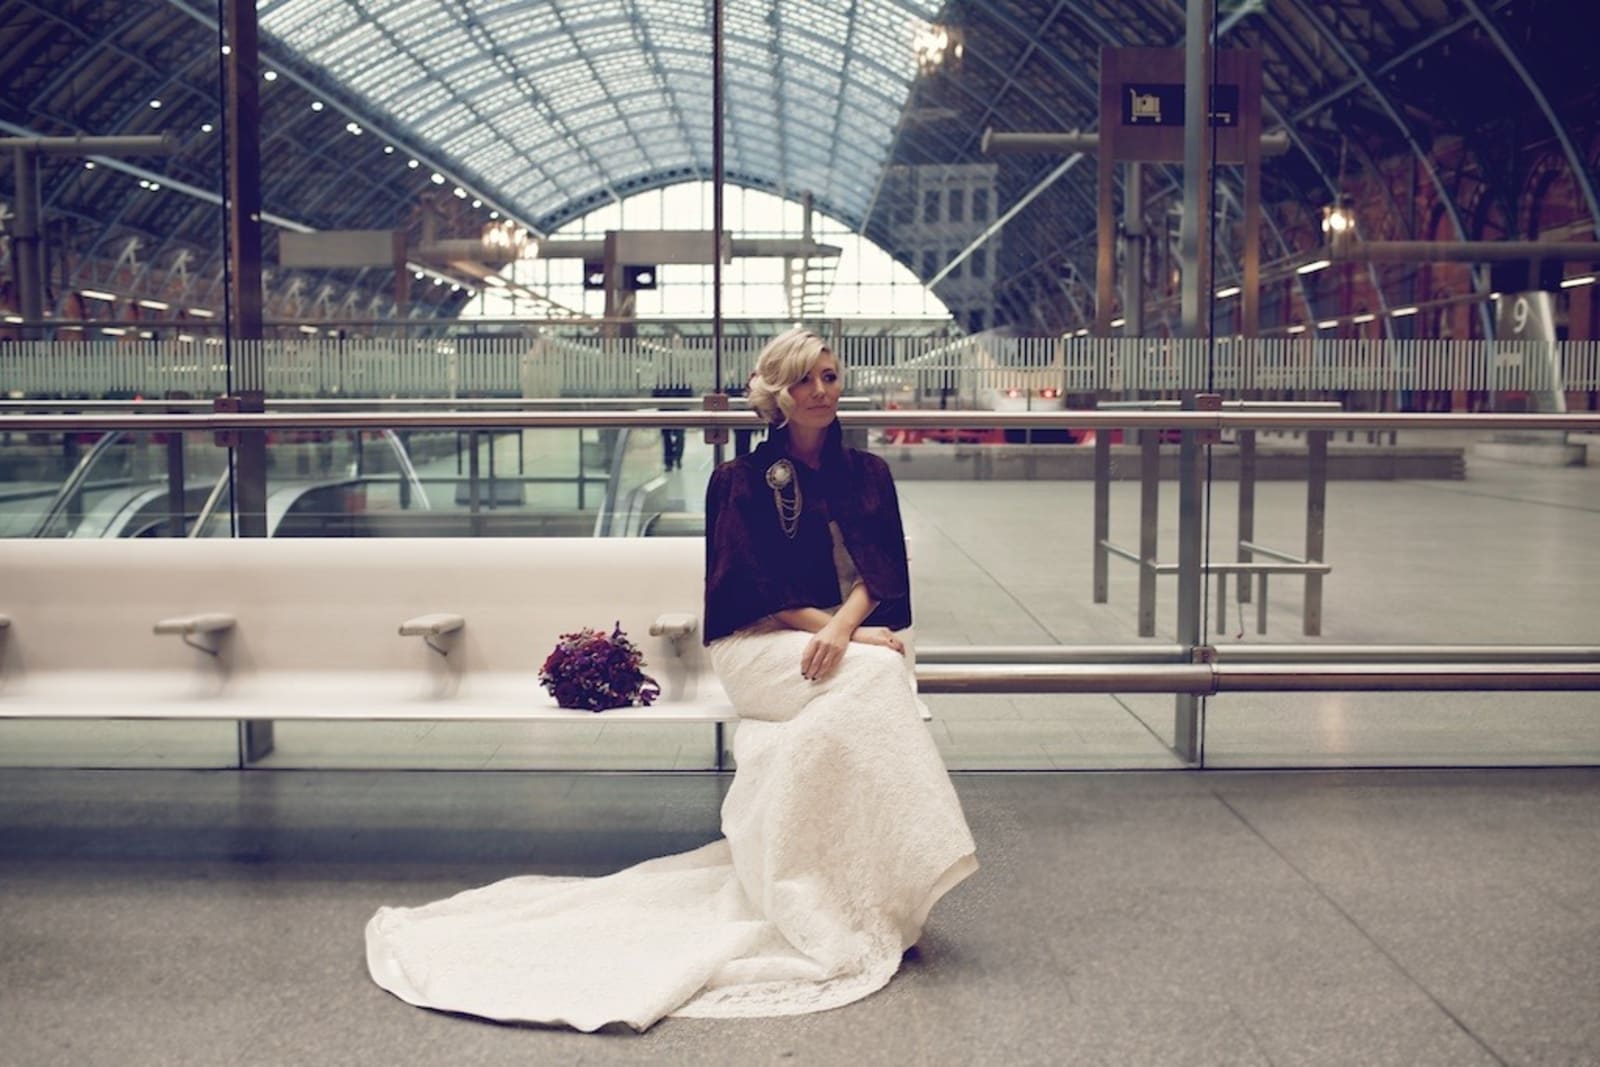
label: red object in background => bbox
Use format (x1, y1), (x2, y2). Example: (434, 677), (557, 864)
(1074, 429), (1126, 446)
(882, 400), (922, 445)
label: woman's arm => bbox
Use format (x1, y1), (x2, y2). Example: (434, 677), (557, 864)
(772, 582), (877, 634)
(777, 583), (880, 680)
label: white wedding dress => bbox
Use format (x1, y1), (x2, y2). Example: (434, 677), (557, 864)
(365, 626), (978, 1031)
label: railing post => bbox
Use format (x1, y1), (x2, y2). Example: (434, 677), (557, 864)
(467, 431), (484, 537)
(1172, 407), (1208, 764)
(1304, 430), (1328, 636)
(1237, 428), (1256, 604)
(165, 409), (187, 539)
(1092, 425), (1111, 602)
(1138, 428), (1159, 637)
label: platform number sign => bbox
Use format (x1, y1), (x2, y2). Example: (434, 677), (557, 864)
(1494, 291), (1555, 348)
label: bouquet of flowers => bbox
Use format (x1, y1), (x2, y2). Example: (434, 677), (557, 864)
(539, 622), (661, 712)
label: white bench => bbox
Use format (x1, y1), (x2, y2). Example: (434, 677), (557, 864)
(0, 537), (736, 763)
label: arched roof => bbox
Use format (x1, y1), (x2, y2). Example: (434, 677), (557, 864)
(1, 0), (1595, 330)
(257, 0), (940, 234)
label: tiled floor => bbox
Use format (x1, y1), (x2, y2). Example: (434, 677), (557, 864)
(1, 766), (1596, 1064)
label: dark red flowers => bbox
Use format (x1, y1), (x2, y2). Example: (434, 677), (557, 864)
(539, 622), (661, 713)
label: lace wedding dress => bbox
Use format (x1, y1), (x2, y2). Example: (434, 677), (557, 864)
(365, 627), (977, 1031)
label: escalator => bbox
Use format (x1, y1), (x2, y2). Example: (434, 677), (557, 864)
(15, 421), (711, 540)
(25, 429), (432, 539)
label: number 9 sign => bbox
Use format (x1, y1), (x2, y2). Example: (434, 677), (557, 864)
(1510, 295), (1531, 335)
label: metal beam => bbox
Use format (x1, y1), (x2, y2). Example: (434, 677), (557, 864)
(0, 135), (175, 155)
(1330, 239), (1600, 264)
(983, 130), (1292, 156)
(166, 0), (540, 233)
(1278, 0), (1493, 338)
(926, 153), (1086, 289)
(1462, 0), (1600, 240)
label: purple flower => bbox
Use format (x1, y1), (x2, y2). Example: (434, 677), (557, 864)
(539, 622), (660, 712)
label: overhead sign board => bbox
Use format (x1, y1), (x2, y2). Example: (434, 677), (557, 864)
(1122, 84), (1240, 128)
(278, 229), (398, 269)
(1100, 48), (1260, 164)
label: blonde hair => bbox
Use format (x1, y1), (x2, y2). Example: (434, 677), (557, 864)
(747, 327), (841, 427)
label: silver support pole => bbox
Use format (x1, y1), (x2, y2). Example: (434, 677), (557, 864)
(1138, 430), (1159, 636)
(914, 662), (1600, 694)
(1179, 0), (1214, 337)
(1123, 162), (1144, 337)
(710, 0), (726, 468)
(920, 665), (1216, 695)
(1173, 0), (1215, 764)
(468, 432), (484, 537)
(1304, 430), (1328, 635)
(1213, 663), (1600, 692)
(1237, 428), (1256, 604)
(916, 643), (1600, 665)
(919, 645), (1191, 664)
(13, 147), (43, 339)
(1092, 428), (1111, 602)
(1174, 415), (1206, 762)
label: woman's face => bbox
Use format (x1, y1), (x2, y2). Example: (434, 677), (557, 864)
(786, 352), (842, 431)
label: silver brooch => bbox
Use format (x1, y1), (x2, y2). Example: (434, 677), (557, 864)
(765, 460), (802, 538)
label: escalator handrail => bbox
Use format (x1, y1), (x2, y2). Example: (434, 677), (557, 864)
(592, 425), (634, 538)
(187, 465), (233, 538)
(28, 430), (124, 538)
(382, 429), (432, 511)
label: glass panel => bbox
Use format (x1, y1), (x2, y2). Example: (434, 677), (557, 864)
(3, 431), (226, 540)
(1198, 426), (1600, 766)
(1205, 692), (1600, 768)
(846, 433), (1188, 769)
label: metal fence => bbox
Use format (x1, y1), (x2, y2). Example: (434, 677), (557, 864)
(3, 335), (1598, 399)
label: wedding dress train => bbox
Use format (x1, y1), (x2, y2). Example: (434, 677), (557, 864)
(365, 627), (977, 1031)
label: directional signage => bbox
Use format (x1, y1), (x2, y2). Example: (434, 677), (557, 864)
(1100, 48), (1260, 163)
(1122, 84), (1240, 127)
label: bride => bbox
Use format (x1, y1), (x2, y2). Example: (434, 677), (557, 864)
(365, 328), (978, 1031)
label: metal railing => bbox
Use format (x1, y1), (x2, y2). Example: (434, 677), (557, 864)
(3, 408), (1598, 433)
(5, 336), (1600, 398)
(1092, 401), (1343, 638)
(916, 644), (1600, 694)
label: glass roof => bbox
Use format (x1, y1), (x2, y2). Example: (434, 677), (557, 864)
(258, 0), (942, 233)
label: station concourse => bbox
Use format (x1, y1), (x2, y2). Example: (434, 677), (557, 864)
(2, 0), (1598, 1061)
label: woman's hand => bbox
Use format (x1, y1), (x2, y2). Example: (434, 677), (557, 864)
(851, 626), (905, 655)
(800, 619), (852, 681)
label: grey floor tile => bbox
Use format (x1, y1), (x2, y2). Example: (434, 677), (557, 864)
(3, 769), (1599, 1063)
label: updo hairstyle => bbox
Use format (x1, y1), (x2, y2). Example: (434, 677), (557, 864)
(746, 326), (841, 428)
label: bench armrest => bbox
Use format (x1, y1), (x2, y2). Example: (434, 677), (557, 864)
(153, 613), (236, 637)
(153, 613), (236, 656)
(400, 613), (464, 656)
(398, 613), (465, 638)
(650, 613), (699, 640)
